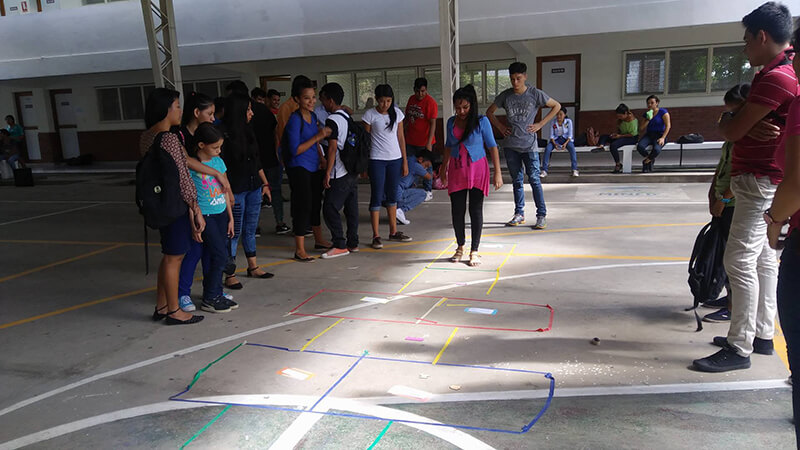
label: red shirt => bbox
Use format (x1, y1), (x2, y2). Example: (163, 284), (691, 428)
(404, 94), (438, 147)
(731, 48), (799, 184)
(786, 97), (800, 234)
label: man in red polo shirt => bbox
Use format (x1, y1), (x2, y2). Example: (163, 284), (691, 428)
(693, 1), (798, 373)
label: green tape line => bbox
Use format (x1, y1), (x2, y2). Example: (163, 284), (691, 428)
(367, 420), (393, 449)
(186, 342), (244, 390)
(180, 404), (231, 449)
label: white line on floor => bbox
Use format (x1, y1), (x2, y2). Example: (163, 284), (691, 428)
(0, 261), (685, 421)
(268, 405), (329, 450)
(0, 204), (103, 226)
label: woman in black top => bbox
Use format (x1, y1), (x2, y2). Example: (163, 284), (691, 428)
(221, 93), (273, 289)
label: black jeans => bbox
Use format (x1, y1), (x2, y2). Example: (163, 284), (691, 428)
(777, 230), (800, 446)
(450, 188), (484, 251)
(323, 174), (359, 249)
(609, 136), (638, 164)
(287, 167), (323, 237)
(201, 212), (229, 301)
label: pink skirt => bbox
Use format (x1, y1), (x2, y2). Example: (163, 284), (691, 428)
(447, 145), (490, 197)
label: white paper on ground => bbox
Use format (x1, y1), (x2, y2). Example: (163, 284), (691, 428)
(360, 296), (390, 304)
(387, 385), (432, 401)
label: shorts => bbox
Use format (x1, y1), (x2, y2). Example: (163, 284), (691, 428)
(159, 213), (192, 256)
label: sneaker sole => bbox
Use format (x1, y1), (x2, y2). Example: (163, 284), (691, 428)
(180, 306), (196, 312)
(506, 222), (525, 227)
(389, 238), (413, 242)
(321, 251), (350, 259)
(692, 360), (751, 372)
(532, 225), (547, 230)
(200, 305), (231, 313)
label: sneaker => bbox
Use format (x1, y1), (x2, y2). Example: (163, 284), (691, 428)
(692, 348), (750, 372)
(712, 336), (774, 355)
(255, 227), (262, 237)
(701, 296), (728, 309)
(371, 237), (383, 249)
(348, 246), (360, 253)
(396, 208), (410, 225)
(275, 224), (290, 235)
(200, 297), (232, 313)
(304, 228), (313, 237)
(532, 216), (547, 230)
(506, 214), (525, 227)
(178, 295), (196, 312)
(702, 308), (730, 323)
(540, 170), (548, 178)
(322, 248), (350, 259)
(388, 231), (413, 242)
(424, 191), (434, 202)
(223, 297), (239, 310)
(572, 170), (579, 177)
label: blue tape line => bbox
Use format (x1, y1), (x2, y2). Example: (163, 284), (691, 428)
(309, 350), (367, 412)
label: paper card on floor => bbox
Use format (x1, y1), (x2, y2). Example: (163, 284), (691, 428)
(405, 336), (424, 341)
(278, 367), (314, 380)
(388, 385), (432, 402)
(465, 307), (497, 315)
(360, 296), (390, 304)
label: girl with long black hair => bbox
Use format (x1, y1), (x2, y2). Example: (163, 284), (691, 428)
(362, 84), (412, 249)
(220, 92), (273, 289)
(440, 84), (503, 267)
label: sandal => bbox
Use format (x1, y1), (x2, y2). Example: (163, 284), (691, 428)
(247, 266), (275, 279)
(165, 308), (204, 326)
(468, 251), (481, 267)
(152, 305), (168, 321)
(612, 163), (622, 174)
(224, 274), (243, 290)
(449, 246), (464, 263)
(293, 253), (315, 262)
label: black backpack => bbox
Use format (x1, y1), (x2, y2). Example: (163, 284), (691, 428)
(686, 218), (729, 330)
(333, 111), (370, 174)
(677, 134), (704, 144)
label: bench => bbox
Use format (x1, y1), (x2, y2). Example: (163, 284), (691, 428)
(538, 141), (724, 173)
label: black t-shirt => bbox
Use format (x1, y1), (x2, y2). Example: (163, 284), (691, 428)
(220, 124), (263, 194)
(251, 102), (279, 169)
(176, 125), (196, 156)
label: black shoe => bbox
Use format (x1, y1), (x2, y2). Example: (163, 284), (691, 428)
(753, 337), (775, 355)
(152, 305), (168, 321)
(255, 227), (262, 237)
(702, 308), (730, 323)
(276, 224), (290, 235)
(692, 348), (751, 372)
(246, 266), (275, 279)
(201, 297), (232, 313)
(304, 228), (313, 237)
(224, 275), (243, 290)
(223, 297), (239, 310)
(702, 296), (728, 308)
(165, 309), (204, 325)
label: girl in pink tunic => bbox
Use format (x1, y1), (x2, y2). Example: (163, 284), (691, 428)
(441, 85), (503, 266)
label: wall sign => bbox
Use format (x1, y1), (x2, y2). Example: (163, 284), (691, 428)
(551, 68), (565, 74)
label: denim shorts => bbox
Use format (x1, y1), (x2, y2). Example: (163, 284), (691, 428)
(159, 213), (192, 256)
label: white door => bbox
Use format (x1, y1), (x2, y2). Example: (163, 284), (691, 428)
(18, 94), (41, 160)
(54, 92), (81, 159)
(538, 58), (579, 140)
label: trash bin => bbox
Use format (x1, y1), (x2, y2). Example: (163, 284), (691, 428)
(13, 167), (34, 187)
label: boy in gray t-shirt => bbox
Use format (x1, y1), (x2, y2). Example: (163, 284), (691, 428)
(487, 62), (561, 229)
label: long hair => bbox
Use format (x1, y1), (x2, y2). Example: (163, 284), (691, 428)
(181, 91), (213, 126)
(192, 122), (224, 160)
(453, 84), (479, 144)
(144, 88), (180, 129)
(222, 92), (256, 161)
(374, 84), (397, 130)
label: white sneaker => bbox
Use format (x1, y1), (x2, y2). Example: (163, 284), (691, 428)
(572, 170), (579, 177)
(396, 208), (411, 225)
(424, 191), (434, 202)
(178, 295), (196, 312)
(540, 170), (548, 178)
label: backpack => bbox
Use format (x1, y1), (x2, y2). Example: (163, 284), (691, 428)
(677, 134), (704, 144)
(333, 111), (370, 174)
(586, 127), (600, 146)
(135, 132), (188, 230)
(686, 218), (729, 331)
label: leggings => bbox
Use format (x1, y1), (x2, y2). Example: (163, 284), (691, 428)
(287, 166), (323, 237)
(450, 188), (484, 252)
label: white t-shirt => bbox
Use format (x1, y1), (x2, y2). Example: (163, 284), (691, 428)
(362, 106), (405, 161)
(324, 110), (350, 179)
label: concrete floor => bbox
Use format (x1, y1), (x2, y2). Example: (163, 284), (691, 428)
(0, 175), (793, 449)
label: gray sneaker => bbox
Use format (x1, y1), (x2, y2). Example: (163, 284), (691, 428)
(532, 216), (547, 230)
(505, 214), (525, 227)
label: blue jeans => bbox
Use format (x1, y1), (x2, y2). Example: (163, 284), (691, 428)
(230, 187), (262, 264)
(543, 141), (577, 171)
(609, 136), (638, 164)
(778, 231), (800, 443)
(637, 132), (664, 160)
(178, 212), (229, 300)
(178, 240), (208, 298)
(398, 187), (427, 213)
(504, 148), (546, 217)
(265, 165), (285, 225)
(422, 166), (433, 192)
(369, 158), (402, 212)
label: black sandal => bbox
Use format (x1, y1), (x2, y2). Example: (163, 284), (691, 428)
(152, 305), (168, 321)
(293, 253), (315, 262)
(165, 309), (204, 325)
(247, 266), (275, 278)
(224, 275), (243, 290)
(612, 163), (622, 174)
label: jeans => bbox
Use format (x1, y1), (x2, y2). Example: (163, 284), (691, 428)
(637, 132), (664, 160)
(178, 240), (208, 297)
(323, 174), (359, 249)
(543, 141), (577, 171)
(369, 158), (402, 212)
(398, 187), (427, 213)
(723, 174), (778, 357)
(178, 212), (229, 300)
(504, 148), (546, 217)
(287, 167), (323, 236)
(450, 188), (484, 251)
(777, 231), (800, 444)
(265, 165), (285, 225)
(609, 136), (638, 164)
(230, 187), (262, 263)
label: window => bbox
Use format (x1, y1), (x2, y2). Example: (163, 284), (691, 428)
(385, 68), (416, 106)
(460, 63), (484, 105)
(355, 71), (383, 110)
(98, 88), (122, 121)
(96, 84), (153, 122)
(324, 73), (355, 109)
(625, 52), (665, 95)
(711, 46), (755, 91)
(422, 68), (442, 105)
(486, 62), (511, 103)
(182, 79), (237, 98)
(120, 86), (145, 120)
(669, 49), (707, 94)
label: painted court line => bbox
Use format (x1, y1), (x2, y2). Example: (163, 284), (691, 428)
(0, 244), (125, 284)
(0, 261), (686, 420)
(416, 297), (446, 324)
(0, 203), (103, 226)
(432, 328), (459, 365)
(268, 405), (330, 450)
(300, 318), (344, 351)
(397, 241), (453, 293)
(486, 244), (516, 295)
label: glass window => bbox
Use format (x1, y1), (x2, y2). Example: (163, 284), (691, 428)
(669, 49), (708, 93)
(459, 63), (484, 104)
(625, 52), (665, 95)
(355, 71), (383, 110)
(325, 73), (355, 109)
(182, 83), (194, 95)
(386, 68), (417, 107)
(120, 86), (145, 120)
(196, 81), (219, 99)
(142, 85), (155, 103)
(711, 46), (755, 91)
(486, 62), (511, 103)
(97, 88), (121, 121)
(423, 68), (442, 104)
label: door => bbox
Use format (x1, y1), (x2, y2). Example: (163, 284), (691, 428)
(259, 75), (292, 102)
(14, 92), (41, 160)
(536, 54), (581, 140)
(50, 89), (81, 160)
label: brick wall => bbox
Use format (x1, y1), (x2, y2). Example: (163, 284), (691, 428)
(578, 105), (726, 142)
